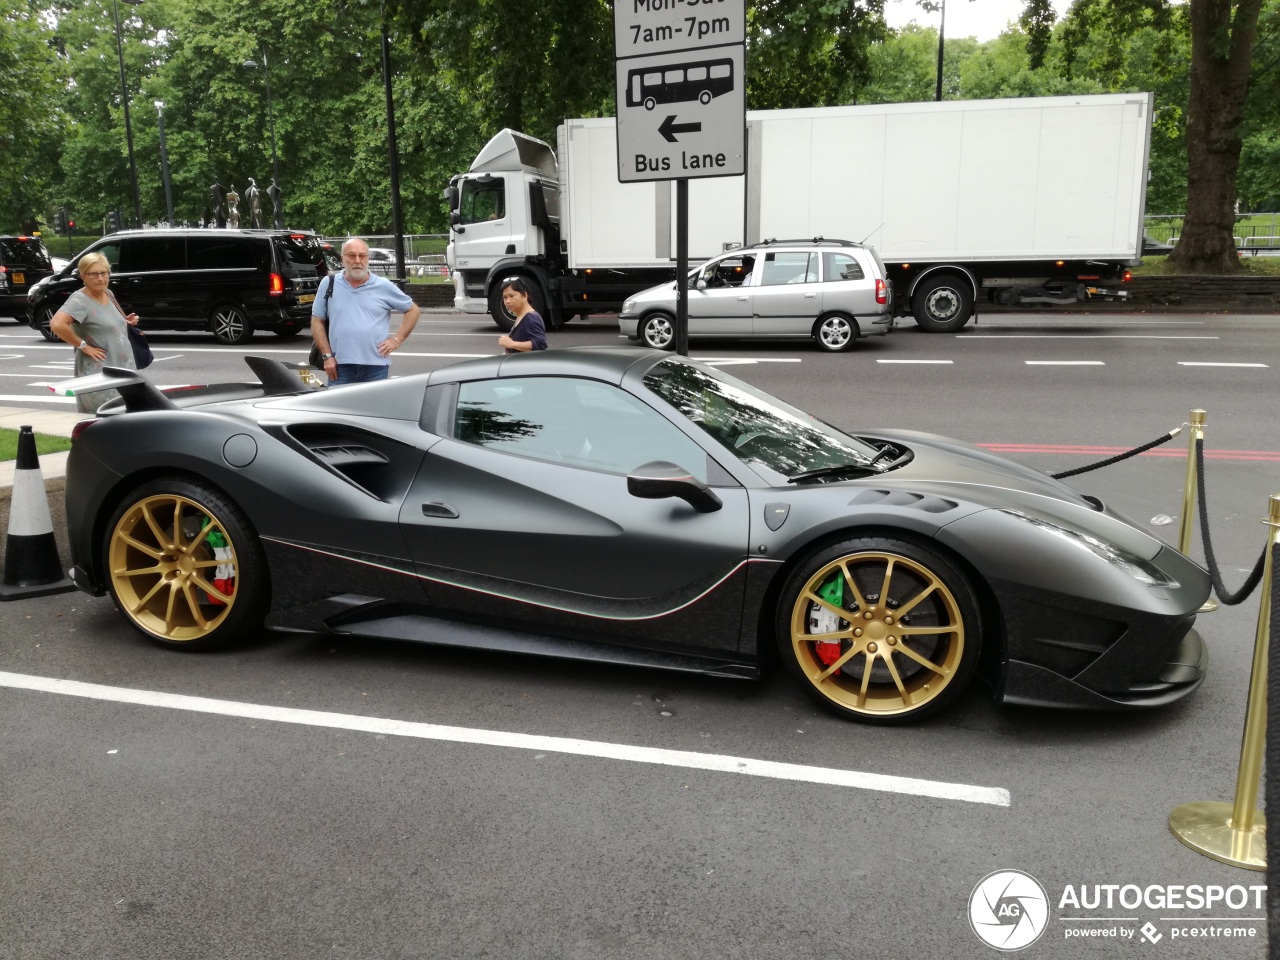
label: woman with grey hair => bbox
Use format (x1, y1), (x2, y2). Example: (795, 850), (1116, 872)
(50, 251), (140, 413)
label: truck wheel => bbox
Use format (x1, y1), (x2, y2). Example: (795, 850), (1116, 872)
(488, 278), (558, 332)
(640, 312), (676, 350)
(813, 313), (857, 352)
(911, 275), (973, 333)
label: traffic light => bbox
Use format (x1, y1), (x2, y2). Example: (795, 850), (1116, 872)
(106, 210), (120, 234)
(67, 217), (75, 233)
(53, 208), (66, 233)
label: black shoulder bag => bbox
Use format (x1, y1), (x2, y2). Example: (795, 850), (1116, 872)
(307, 274), (338, 369)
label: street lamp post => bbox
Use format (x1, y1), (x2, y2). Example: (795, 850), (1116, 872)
(934, 0), (946, 101)
(380, 18), (405, 280)
(112, 0), (144, 228)
(243, 47), (281, 214)
(154, 100), (174, 226)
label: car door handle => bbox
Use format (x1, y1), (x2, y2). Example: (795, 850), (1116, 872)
(737, 296), (749, 301)
(421, 502), (459, 519)
(804, 293), (816, 299)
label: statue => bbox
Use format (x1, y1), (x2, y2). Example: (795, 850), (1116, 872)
(245, 177), (263, 228)
(267, 178), (283, 229)
(226, 188), (240, 229)
(210, 181), (227, 229)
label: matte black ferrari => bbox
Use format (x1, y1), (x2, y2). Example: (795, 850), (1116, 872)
(59, 348), (1210, 723)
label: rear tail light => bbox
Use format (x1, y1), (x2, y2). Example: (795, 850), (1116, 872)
(1123, 270), (1132, 283)
(875, 279), (887, 304)
(71, 418), (100, 441)
(268, 272), (284, 296)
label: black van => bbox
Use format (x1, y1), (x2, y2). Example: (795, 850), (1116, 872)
(26, 229), (328, 344)
(0, 236), (55, 319)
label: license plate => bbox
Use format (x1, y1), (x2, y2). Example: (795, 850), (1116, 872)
(12, 272), (23, 284)
(298, 294), (315, 304)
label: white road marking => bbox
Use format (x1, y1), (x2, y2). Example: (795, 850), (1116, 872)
(0, 394), (75, 403)
(0, 670), (1010, 806)
(876, 359), (954, 364)
(1025, 360), (1106, 366)
(1176, 361), (1268, 368)
(960, 334), (1219, 339)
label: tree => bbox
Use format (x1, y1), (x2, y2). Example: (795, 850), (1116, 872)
(1029, 0), (1266, 273)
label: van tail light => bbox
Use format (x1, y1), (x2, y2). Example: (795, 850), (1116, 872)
(268, 272), (284, 296)
(875, 279), (887, 304)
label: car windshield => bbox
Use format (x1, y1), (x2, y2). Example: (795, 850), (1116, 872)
(643, 358), (879, 480)
(0, 238), (52, 268)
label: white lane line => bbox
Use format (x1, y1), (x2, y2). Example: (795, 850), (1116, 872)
(0, 394), (75, 403)
(0, 671), (1009, 806)
(959, 335), (1219, 339)
(1177, 361), (1269, 368)
(876, 359), (954, 364)
(1025, 360), (1105, 365)
(0, 344), (489, 358)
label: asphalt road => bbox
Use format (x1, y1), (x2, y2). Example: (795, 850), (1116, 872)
(1, 310), (1277, 959)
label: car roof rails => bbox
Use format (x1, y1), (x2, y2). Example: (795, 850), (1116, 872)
(749, 237), (858, 248)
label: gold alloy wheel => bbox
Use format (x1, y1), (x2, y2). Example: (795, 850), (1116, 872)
(788, 551), (966, 718)
(108, 494), (238, 642)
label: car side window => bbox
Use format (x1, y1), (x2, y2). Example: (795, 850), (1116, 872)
(189, 237), (258, 270)
(118, 237), (186, 273)
(759, 251), (816, 286)
(454, 376), (709, 480)
(824, 252), (865, 282)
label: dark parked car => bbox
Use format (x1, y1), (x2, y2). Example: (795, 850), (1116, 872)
(26, 229), (328, 344)
(59, 348), (1211, 725)
(0, 235), (55, 320)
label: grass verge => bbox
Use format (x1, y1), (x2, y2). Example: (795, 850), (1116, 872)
(0, 428), (73, 462)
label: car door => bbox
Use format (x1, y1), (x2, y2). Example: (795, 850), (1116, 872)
(399, 375), (750, 654)
(751, 250), (820, 337)
(114, 235), (187, 323)
(686, 254), (754, 337)
(820, 250), (880, 317)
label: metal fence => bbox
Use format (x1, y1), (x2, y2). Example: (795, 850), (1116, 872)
(1146, 214), (1280, 254)
(322, 233), (450, 277)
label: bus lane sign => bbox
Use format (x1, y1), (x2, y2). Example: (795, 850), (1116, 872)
(613, 0), (746, 183)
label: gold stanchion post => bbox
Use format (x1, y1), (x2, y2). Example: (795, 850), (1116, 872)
(1178, 409), (1218, 613)
(1169, 494), (1280, 870)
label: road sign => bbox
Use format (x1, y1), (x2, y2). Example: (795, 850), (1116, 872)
(613, 0), (746, 184)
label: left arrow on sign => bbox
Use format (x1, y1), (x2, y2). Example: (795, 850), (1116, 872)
(659, 115), (703, 143)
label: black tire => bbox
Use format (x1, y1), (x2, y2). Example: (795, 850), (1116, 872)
(639, 312), (676, 350)
(775, 536), (982, 724)
(273, 326), (302, 338)
(488, 278), (559, 332)
(34, 304), (57, 342)
(103, 477), (269, 651)
(210, 304), (253, 344)
(911, 274), (973, 333)
(813, 313), (857, 352)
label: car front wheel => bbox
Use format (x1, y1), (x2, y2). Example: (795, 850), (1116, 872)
(210, 304), (253, 344)
(103, 477), (269, 650)
(776, 536), (981, 723)
(813, 314), (857, 352)
(34, 304), (57, 342)
(639, 312), (675, 350)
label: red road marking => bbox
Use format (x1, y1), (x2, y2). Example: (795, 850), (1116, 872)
(978, 443), (1280, 463)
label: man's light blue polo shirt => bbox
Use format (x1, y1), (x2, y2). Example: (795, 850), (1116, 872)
(312, 273), (414, 366)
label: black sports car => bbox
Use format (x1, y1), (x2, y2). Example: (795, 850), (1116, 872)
(59, 349), (1210, 724)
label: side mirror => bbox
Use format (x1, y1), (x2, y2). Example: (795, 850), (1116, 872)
(696, 277), (708, 291)
(627, 461), (722, 513)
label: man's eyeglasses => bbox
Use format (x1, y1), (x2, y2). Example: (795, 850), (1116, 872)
(84, 271), (110, 278)
(343, 253), (369, 261)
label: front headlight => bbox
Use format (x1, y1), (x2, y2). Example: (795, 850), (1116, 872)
(622, 298), (637, 315)
(1000, 509), (1178, 587)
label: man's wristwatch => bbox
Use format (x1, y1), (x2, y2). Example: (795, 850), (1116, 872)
(321, 353), (336, 361)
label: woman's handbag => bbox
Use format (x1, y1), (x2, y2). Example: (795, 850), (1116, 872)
(127, 324), (153, 369)
(308, 275), (338, 368)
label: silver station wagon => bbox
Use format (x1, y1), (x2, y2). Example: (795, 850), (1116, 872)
(619, 238), (893, 352)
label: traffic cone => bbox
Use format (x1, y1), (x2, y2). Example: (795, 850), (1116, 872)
(0, 426), (75, 600)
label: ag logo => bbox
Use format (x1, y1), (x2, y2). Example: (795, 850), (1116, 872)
(968, 869), (1049, 951)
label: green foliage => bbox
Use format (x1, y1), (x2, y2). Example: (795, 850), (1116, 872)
(0, 0), (69, 231)
(0, 427), (72, 461)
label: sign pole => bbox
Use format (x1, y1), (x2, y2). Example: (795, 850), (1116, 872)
(676, 179), (689, 356)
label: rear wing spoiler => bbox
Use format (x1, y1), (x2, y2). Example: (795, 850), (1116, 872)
(48, 357), (323, 414)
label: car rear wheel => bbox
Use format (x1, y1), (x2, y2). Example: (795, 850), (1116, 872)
(210, 304), (253, 344)
(911, 274), (973, 332)
(776, 536), (981, 723)
(34, 304), (57, 342)
(104, 478), (269, 651)
(813, 314), (857, 352)
(640, 312), (676, 350)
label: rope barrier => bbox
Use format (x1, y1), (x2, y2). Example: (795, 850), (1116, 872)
(1196, 438), (1267, 605)
(1050, 426), (1183, 480)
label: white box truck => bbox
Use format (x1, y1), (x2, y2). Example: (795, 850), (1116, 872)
(446, 92), (1152, 332)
